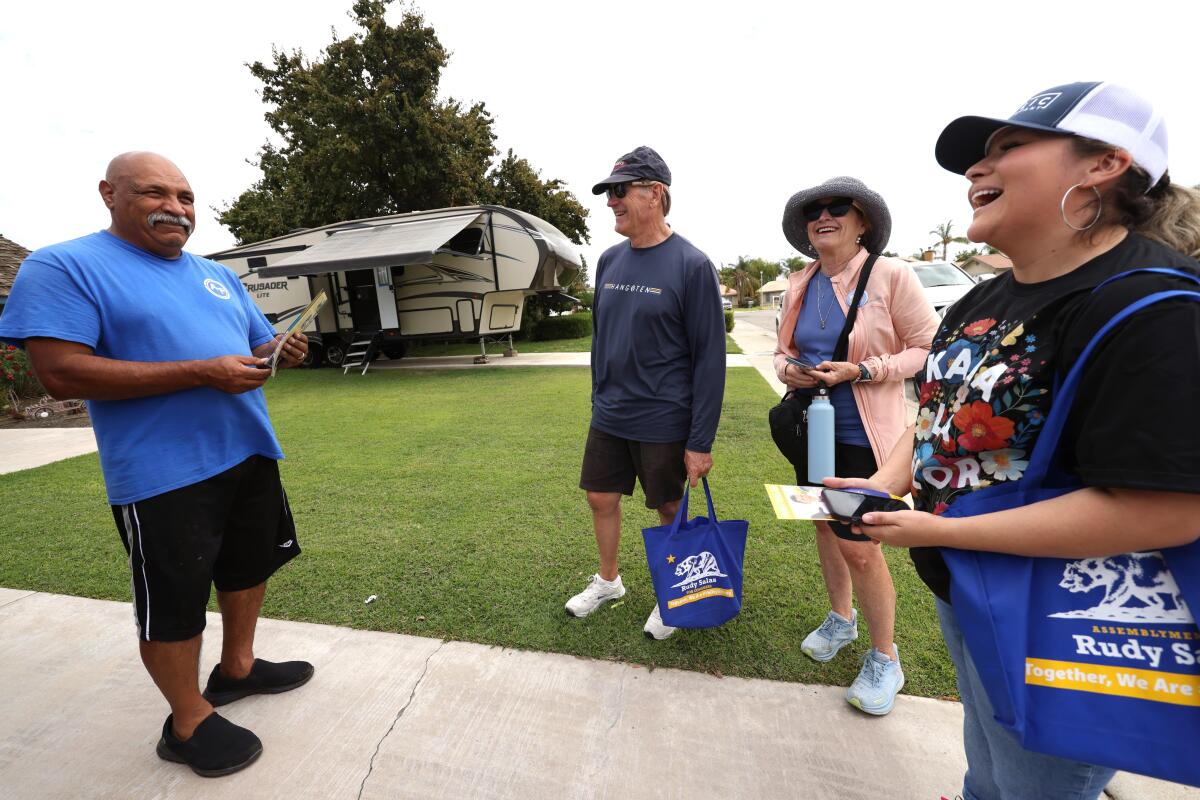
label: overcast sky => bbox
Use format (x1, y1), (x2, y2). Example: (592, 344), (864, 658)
(3, 0), (1199, 279)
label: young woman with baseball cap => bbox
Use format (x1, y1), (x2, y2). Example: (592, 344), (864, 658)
(828, 82), (1200, 797)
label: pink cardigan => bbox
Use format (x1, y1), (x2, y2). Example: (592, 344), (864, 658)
(773, 248), (939, 467)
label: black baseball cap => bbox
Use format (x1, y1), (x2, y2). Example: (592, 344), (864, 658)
(935, 81), (1168, 186)
(591, 146), (672, 194)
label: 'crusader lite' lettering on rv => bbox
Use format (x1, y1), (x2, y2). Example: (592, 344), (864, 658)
(244, 281), (290, 293)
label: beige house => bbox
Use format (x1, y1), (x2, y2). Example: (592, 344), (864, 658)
(758, 278), (788, 308)
(0, 235), (31, 316)
(958, 253), (1013, 280)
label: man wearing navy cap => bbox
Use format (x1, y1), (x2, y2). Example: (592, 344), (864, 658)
(565, 146), (726, 640)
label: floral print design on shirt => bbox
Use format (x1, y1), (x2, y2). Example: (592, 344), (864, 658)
(912, 315), (1053, 514)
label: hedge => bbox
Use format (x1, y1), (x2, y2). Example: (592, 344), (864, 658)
(533, 312), (592, 341)
(535, 310), (729, 339)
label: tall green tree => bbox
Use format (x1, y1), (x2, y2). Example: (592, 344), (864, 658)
(739, 256), (784, 284)
(485, 150), (588, 245)
(718, 256), (804, 304)
(727, 256), (758, 306)
(782, 256), (810, 274)
(930, 220), (969, 261)
(218, 0), (587, 247)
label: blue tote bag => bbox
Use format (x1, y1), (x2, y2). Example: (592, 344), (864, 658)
(642, 478), (748, 628)
(941, 270), (1200, 786)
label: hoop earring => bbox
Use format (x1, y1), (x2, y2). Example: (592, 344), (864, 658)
(1060, 183), (1103, 231)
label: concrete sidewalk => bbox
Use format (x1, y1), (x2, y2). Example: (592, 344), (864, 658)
(0, 427), (98, 474)
(370, 351), (754, 370)
(725, 316), (788, 397)
(0, 589), (1188, 799)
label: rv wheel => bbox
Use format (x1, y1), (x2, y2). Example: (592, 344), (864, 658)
(323, 340), (347, 367)
(302, 344), (324, 369)
(382, 343), (407, 360)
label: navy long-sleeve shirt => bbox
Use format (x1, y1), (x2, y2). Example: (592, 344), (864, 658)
(590, 232), (726, 453)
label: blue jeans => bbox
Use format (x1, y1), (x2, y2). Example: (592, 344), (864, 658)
(935, 597), (1115, 800)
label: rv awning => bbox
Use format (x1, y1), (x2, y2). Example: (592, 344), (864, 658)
(257, 210), (483, 278)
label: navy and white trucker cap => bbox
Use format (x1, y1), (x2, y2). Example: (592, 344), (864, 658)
(936, 82), (1168, 188)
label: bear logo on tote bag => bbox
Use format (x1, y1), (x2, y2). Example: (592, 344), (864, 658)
(1052, 551), (1190, 622)
(671, 551), (729, 590)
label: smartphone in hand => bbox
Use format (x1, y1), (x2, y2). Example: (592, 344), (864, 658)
(821, 488), (909, 524)
(785, 356), (815, 370)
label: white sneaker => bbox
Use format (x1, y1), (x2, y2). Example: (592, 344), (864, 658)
(565, 574), (625, 617)
(643, 604), (677, 640)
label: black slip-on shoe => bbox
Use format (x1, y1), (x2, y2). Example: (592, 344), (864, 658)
(156, 712), (262, 777)
(202, 658), (315, 707)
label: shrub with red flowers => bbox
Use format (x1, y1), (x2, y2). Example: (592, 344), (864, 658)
(1, 345), (46, 413)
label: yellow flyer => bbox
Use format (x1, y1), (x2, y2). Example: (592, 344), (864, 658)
(765, 484), (835, 521)
(267, 290), (327, 376)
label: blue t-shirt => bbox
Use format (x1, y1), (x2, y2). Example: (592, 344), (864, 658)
(792, 270), (869, 447)
(0, 231), (283, 504)
(590, 233), (726, 452)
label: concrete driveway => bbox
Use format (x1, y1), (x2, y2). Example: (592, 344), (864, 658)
(0, 427), (97, 474)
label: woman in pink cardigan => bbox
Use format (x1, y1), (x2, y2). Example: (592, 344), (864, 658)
(774, 176), (938, 715)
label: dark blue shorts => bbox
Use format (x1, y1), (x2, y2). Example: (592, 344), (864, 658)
(111, 455), (299, 642)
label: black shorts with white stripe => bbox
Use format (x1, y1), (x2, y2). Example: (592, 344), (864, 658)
(111, 455), (300, 642)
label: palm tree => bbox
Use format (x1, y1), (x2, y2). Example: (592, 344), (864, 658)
(730, 256), (757, 306)
(930, 220), (970, 261)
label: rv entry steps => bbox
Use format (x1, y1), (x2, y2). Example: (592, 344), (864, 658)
(342, 336), (379, 376)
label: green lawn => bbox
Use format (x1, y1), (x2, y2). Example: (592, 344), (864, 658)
(0, 367), (953, 697)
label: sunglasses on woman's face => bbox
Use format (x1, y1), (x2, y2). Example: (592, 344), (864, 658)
(802, 198), (855, 222)
(605, 180), (656, 200)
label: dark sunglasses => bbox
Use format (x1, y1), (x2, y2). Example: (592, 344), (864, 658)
(801, 197), (855, 222)
(605, 180), (656, 200)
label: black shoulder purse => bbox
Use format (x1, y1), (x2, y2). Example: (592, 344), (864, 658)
(768, 254), (879, 468)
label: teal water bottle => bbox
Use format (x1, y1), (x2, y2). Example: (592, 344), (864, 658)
(807, 386), (836, 484)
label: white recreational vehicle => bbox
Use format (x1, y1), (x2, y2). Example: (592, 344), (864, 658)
(209, 205), (583, 370)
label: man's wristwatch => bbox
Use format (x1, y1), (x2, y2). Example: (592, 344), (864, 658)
(855, 363), (871, 383)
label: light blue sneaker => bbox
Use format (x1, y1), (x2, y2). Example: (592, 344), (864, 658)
(800, 609), (857, 662)
(846, 644), (904, 715)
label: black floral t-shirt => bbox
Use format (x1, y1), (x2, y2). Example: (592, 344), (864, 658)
(910, 233), (1200, 602)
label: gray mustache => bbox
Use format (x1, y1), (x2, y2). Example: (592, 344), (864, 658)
(148, 212), (193, 233)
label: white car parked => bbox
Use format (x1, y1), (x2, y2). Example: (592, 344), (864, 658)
(911, 261), (978, 317)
